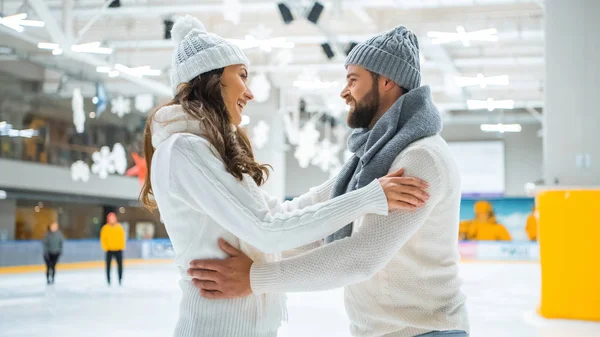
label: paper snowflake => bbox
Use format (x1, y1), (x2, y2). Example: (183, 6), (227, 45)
(72, 88), (85, 133)
(111, 143), (127, 175)
(135, 94), (154, 113)
(111, 96), (131, 118)
(91, 146), (114, 179)
(70, 160), (90, 182)
(251, 120), (270, 149)
(293, 122), (321, 168)
(311, 139), (341, 172)
(249, 73), (271, 103)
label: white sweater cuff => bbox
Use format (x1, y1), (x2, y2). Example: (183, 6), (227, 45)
(250, 261), (281, 295)
(309, 178), (336, 204)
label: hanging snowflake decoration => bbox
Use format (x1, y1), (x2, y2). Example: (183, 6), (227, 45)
(110, 143), (127, 175)
(135, 94), (154, 113)
(311, 139), (341, 172)
(71, 160), (91, 182)
(249, 73), (271, 103)
(293, 121), (321, 168)
(274, 49), (293, 67)
(251, 120), (270, 149)
(72, 88), (86, 133)
(91, 146), (114, 179)
(111, 96), (131, 118)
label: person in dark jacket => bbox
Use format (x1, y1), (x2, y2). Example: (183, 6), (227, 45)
(43, 222), (64, 284)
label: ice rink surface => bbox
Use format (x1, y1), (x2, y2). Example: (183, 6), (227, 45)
(1, 262), (599, 337)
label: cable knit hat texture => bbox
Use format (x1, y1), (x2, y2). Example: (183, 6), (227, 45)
(345, 25), (421, 91)
(170, 15), (250, 95)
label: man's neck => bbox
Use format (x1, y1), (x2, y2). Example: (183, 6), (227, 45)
(368, 94), (402, 129)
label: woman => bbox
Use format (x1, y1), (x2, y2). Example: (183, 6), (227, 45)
(141, 15), (430, 337)
(43, 222), (64, 285)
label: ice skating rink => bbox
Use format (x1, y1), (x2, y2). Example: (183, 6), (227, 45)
(1, 262), (599, 337)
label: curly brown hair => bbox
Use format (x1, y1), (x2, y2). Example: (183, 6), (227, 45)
(140, 68), (270, 210)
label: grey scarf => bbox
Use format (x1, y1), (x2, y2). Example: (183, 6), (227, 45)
(326, 85), (442, 243)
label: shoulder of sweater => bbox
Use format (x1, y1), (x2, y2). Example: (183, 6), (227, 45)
(158, 133), (218, 159)
(389, 135), (449, 169)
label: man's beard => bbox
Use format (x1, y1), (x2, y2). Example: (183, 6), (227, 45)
(346, 84), (380, 129)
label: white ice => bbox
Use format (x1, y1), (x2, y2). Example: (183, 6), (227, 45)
(1, 262), (599, 337)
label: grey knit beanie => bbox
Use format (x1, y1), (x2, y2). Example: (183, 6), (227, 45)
(345, 25), (421, 91)
(170, 15), (250, 95)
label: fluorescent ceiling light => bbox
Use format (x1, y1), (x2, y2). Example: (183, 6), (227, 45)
(114, 64), (161, 77)
(0, 13), (44, 32)
(480, 123), (522, 133)
(455, 74), (509, 88)
(428, 26), (498, 47)
(38, 42), (59, 50)
(71, 41), (113, 55)
(467, 98), (515, 111)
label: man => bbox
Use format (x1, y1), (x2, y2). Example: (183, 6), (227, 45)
(189, 25), (469, 337)
(43, 222), (64, 284)
(100, 212), (126, 286)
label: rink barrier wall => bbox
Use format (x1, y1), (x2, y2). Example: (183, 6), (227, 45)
(0, 239), (539, 273)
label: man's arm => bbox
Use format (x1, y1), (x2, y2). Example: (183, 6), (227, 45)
(250, 147), (444, 293)
(189, 147), (445, 297)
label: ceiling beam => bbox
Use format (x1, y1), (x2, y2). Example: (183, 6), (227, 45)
(57, 0), (542, 19)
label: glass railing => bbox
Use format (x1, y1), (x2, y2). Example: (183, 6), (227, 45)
(0, 136), (98, 168)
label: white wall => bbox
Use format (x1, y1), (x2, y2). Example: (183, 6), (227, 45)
(284, 124), (543, 198)
(544, 0), (600, 186)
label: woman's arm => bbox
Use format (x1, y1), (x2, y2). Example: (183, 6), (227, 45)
(169, 135), (388, 253)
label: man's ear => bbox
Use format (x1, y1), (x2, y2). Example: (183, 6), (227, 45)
(382, 76), (396, 92)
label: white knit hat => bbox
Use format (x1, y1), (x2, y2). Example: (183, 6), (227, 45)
(170, 15), (250, 95)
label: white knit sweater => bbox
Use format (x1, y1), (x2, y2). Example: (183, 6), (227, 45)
(250, 135), (470, 337)
(150, 105), (390, 337)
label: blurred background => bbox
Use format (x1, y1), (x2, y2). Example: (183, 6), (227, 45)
(0, 0), (599, 337)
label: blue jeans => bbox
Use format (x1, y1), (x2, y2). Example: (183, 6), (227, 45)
(416, 331), (468, 337)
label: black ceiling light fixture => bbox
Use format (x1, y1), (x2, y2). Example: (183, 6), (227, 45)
(108, 0), (121, 8)
(306, 2), (324, 24)
(320, 42), (335, 60)
(345, 42), (358, 56)
(164, 18), (174, 40)
(277, 3), (294, 24)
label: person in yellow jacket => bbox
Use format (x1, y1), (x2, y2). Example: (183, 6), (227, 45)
(525, 206), (538, 241)
(100, 212), (126, 286)
(459, 200), (492, 240)
(460, 201), (512, 241)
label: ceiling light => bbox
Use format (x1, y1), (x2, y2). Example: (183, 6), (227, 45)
(71, 42), (113, 55)
(52, 48), (63, 55)
(306, 2), (324, 24)
(277, 3), (294, 24)
(480, 123), (522, 133)
(467, 98), (514, 111)
(455, 74), (509, 88)
(108, 70), (120, 78)
(114, 64), (162, 77)
(321, 42), (335, 59)
(0, 190), (6, 200)
(89, 112), (96, 118)
(428, 26), (498, 46)
(0, 13), (44, 32)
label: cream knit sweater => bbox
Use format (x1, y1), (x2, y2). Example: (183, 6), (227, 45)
(150, 105), (390, 337)
(251, 135), (470, 337)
